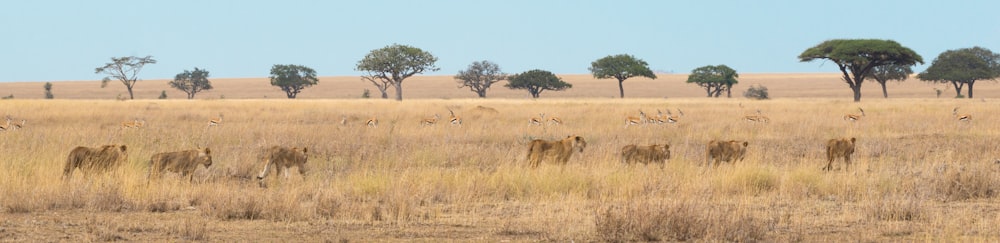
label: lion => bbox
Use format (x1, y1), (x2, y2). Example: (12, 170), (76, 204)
(620, 144), (671, 165)
(148, 148), (213, 182)
(62, 144), (128, 180)
(705, 140), (749, 166)
(824, 137), (856, 171)
(525, 135), (587, 168)
(256, 146), (309, 187)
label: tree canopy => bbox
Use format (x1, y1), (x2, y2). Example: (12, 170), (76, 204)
(95, 55), (157, 100)
(588, 54), (657, 98)
(170, 67), (213, 99)
(455, 60), (507, 98)
(356, 44), (439, 100)
(269, 64), (318, 99)
(505, 69), (572, 98)
(686, 65), (739, 98)
(799, 39), (923, 102)
(917, 46), (1000, 99)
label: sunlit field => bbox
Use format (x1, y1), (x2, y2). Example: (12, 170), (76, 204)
(1, 94), (999, 241)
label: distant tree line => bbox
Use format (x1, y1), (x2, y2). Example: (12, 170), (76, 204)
(78, 41), (997, 101)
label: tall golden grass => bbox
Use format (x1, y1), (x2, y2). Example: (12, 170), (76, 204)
(0, 98), (999, 241)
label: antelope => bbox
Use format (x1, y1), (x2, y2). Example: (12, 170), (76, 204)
(652, 110), (667, 124)
(625, 110), (647, 128)
(743, 109), (770, 123)
(122, 118), (145, 128)
(447, 109), (462, 126)
(664, 109), (678, 124)
(548, 116), (563, 126)
(10, 119), (25, 130)
(529, 113), (545, 126)
(843, 108), (865, 121)
(0, 117), (10, 131)
(208, 113), (224, 126)
(953, 107), (972, 122)
(340, 115), (348, 126)
(366, 116), (379, 128)
(421, 114), (440, 126)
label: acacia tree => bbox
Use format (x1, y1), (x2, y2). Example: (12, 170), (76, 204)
(170, 67), (213, 99)
(917, 47), (1000, 99)
(356, 44), (439, 101)
(799, 39), (923, 102)
(589, 54), (657, 98)
(95, 55), (157, 100)
(504, 69), (572, 98)
(455, 60), (507, 98)
(269, 64), (318, 99)
(868, 64), (912, 98)
(686, 65), (739, 98)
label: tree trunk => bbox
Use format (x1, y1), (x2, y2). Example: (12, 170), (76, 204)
(967, 81), (975, 99)
(618, 79), (625, 98)
(127, 87), (135, 100)
(852, 85), (862, 102)
(879, 81), (888, 98)
(726, 86), (732, 98)
(380, 90), (388, 99)
(952, 81), (964, 97)
(394, 82), (403, 101)
(477, 90), (487, 98)
(705, 86), (713, 97)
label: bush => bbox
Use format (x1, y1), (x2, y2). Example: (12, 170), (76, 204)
(159, 90), (168, 99)
(743, 84), (769, 100)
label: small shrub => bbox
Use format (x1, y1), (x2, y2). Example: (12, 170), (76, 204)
(1, 94), (13, 99)
(362, 88), (371, 99)
(743, 84), (769, 100)
(159, 90), (168, 99)
(44, 82), (54, 99)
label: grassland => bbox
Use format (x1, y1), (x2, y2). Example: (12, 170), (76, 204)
(1, 74), (1000, 241)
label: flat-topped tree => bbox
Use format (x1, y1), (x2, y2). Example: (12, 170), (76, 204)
(356, 44), (439, 101)
(799, 39), (922, 102)
(505, 69), (572, 98)
(917, 47), (1000, 99)
(868, 64), (913, 98)
(269, 64), (318, 99)
(95, 55), (156, 100)
(686, 64), (739, 98)
(170, 67), (213, 99)
(589, 54), (657, 98)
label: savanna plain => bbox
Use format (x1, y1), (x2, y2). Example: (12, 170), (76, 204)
(1, 74), (1000, 242)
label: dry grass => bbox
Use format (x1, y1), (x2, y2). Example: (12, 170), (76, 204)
(1, 93), (1000, 241)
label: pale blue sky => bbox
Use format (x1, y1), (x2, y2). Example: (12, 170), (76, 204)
(1, 0), (997, 82)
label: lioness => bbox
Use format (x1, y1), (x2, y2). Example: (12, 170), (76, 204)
(62, 144), (128, 180)
(705, 140), (748, 166)
(256, 146), (308, 187)
(824, 137), (856, 171)
(620, 144), (671, 165)
(525, 135), (587, 168)
(148, 148), (213, 182)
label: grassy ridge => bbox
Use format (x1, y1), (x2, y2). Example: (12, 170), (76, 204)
(0, 98), (999, 241)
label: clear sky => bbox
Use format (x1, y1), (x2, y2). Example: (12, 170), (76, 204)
(1, 0), (998, 82)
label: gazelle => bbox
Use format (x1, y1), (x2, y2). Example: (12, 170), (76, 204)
(843, 108), (865, 121)
(953, 107), (972, 122)
(366, 116), (379, 128)
(10, 119), (25, 130)
(421, 114), (440, 126)
(122, 118), (145, 128)
(0, 117), (10, 131)
(448, 109), (462, 126)
(625, 110), (647, 128)
(208, 113), (224, 126)
(548, 116), (563, 126)
(529, 113), (545, 126)
(664, 109), (678, 124)
(340, 115), (348, 126)
(743, 109), (770, 123)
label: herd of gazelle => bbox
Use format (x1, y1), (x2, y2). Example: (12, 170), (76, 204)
(0, 116), (25, 131)
(42, 105), (976, 132)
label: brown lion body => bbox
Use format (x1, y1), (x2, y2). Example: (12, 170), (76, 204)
(705, 140), (749, 166)
(620, 144), (671, 165)
(62, 145), (128, 180)
(257, 146), (309, 187)
(526, 135), (587, 168)
(148, 148), (213, 182)
(824, 137), (856, 171)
